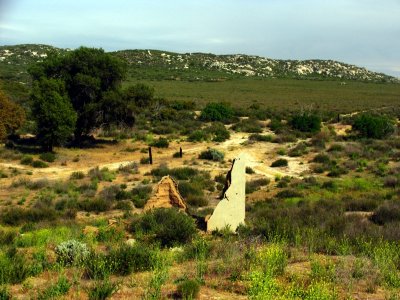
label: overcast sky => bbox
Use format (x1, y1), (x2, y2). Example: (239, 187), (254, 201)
(0, 0), (399, 77)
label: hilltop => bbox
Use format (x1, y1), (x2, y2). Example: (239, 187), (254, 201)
(0, 44), (398, 85)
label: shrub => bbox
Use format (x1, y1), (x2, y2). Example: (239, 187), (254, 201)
(200, 102), (234, 123)
(32, 160), (49, 168)
(383, 176), (399, 188)
(109, 244), (154, 275)
(257, 244), (288, 276)
(0, 253), (32, 284)
(188, 130), (209, 142)
(140, 157), (150, 164)
(232, 118), (262, 133)
(353, 114), (394, 139)
(88, 167), (115, 182)
(39, 152), (57, 162)
(269, 118), (284, 132)
(55, 240), (89, 266)
(198, 148), (224, 161)
(249, 134), (273, 142)
(313, 154), (331, 164)
(246, 166), (255, 174)
(79, 199), (111, 212)
(370, 202), (400, 225)
(1, 207), (58, 225)
(246, 178), (270, 194)
(151, 166), (200, 180)
(88, 279), (119, 300)
(207, 122), (230, 142)
(20, 155), (34, 165)
(0, 285), (11, 300)
(130, 208), (197, 247)
(290, 112), (321, 133)
(276, 189), (303, 198)
(131, 185), (152, 208)
(271, 159), (288, 167)
(186, 195), (208, 207)
(84, 252), (111, 280)
(70, 171), (85, 180)
(118, 162), (138, 174)
(99, 185), (121, 201)
(151, 137), (169, 148)
(37, 276), (71, 300)
(177, 279), (200, 300)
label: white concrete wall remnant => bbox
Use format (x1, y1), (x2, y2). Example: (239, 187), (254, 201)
(207, 153), (246, 232)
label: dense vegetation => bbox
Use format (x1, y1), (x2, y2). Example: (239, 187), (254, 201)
(0, 43), (399, 299)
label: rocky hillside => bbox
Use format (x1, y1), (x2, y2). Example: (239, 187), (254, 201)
(0, 44), (398, 84)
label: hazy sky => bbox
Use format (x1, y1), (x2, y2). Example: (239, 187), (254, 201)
(1, 0), (399, 77)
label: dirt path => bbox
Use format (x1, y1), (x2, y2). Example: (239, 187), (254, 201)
(0, 131), (311, 184)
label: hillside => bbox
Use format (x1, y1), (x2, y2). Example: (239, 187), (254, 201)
(0, 44), (398, 85)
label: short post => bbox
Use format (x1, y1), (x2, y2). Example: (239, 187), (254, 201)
(179, 147), (183, 158)
(148, 147), (153, 164)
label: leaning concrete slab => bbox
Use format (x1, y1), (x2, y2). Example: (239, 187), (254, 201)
(207, 153), (246, 232)
(144, 175), (187, 211)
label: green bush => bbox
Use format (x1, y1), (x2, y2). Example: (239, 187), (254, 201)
(186, 195), (208, 207)
(207, 122), (230, 142)
(131, 185), (152, 208)
(37, 276), (71, 300)
(84, 252), (112, 280)
(79, 199), (111, 213)
(0, 253), (33, 285)
(246, 178), (270, 194)
(39, 152), (57, 162)
(275, 189), (303, 198)
(150, 137), (169, 148)
(232, 118), (263, 133)
(1, 207), (58, 226)
(32, 160), (49, 168)
(200, 102), (234, 123)
(130, 208), (197, 247)
(88, 279), (119, 300)
(88, 167), (115, 182)
(271, 159), (288, 167)
(188, 130), (209, 142)
(249, 134), (273, 142)
(70, 171), (85, 180)
(198, 148), (224, 162)
(151, 166), (200, 180)
(20, 155), (34, 165)
(109, 244), (154, 275)
(0, 285), (11, 300)
(313, 154), (331, 164)
(290, 112), (321, 133)
(353, 114), (394, 139)
(177, 279), (200, 300)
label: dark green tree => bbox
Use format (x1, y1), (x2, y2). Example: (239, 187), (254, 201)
(31, 79), (77, 151)
(29, 47), (133, 140)
(122, 83), (154, 108)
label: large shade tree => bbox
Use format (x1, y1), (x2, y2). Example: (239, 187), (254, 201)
(29, 47), (134, 141)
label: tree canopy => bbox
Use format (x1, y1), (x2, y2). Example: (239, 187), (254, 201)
(31, 78), (77, 151)
(0, 91), (25, 140)
(29, 47), (134, 140)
